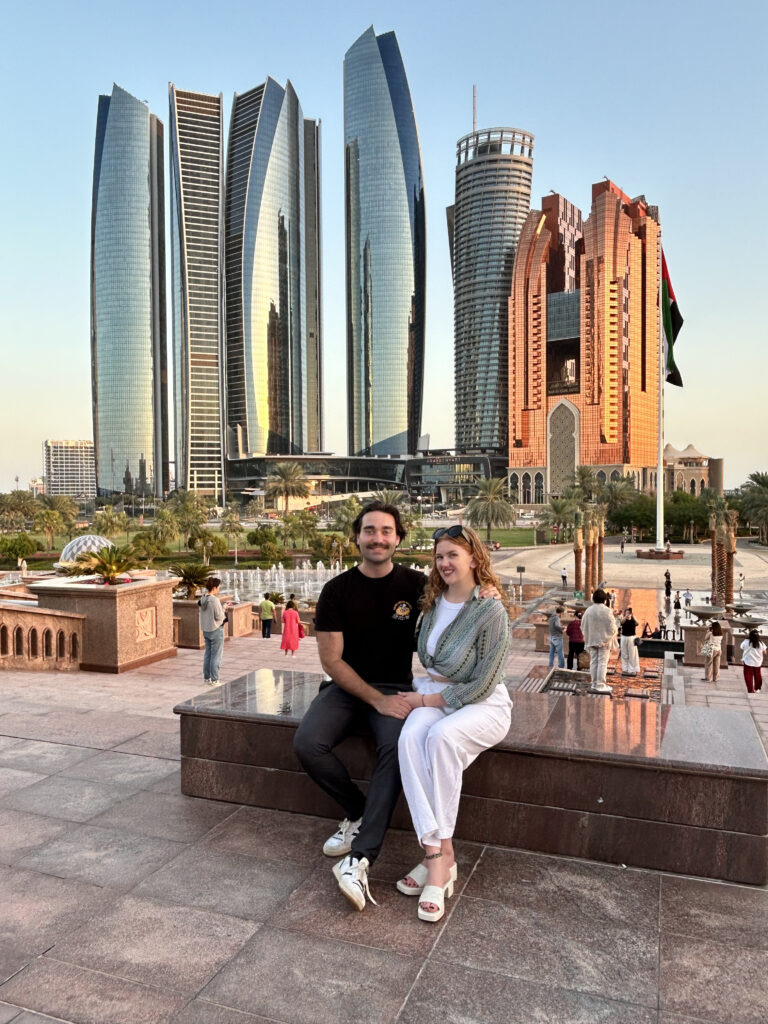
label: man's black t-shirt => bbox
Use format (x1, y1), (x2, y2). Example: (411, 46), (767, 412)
(314, 564), (427, 693)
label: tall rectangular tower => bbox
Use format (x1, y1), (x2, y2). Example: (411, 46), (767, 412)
(91, 83), (168, 498)
(169, 86), (225, 498)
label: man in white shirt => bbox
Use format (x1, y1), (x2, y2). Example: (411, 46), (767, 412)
(580, 588), (617, 694)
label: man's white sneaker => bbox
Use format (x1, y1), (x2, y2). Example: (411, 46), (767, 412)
(322, 817), (362, 857)
(590, 681), (613, 694)
(332, 855), (376, 911)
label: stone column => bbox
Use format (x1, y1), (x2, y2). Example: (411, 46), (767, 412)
(715, 520), (727, 607)
(573, 510), (583, 594)
(584, 511), (593, 598)
(724, 510), (738, 607)
(597, 510), (605, 586)
(709, 513), (717, 603)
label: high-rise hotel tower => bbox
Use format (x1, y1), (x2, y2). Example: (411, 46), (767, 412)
(448, 127), (534, 455)
(344, 26), (425, 456)
(91, 84), (168, 497)
(169, 86), (226, 498)
(224, 78), (322, 457)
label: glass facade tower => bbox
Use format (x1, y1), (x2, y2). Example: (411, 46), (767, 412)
(344, 26), (425, 456)
(169, 86), (225, 498)
(448, 127), (534, 454)
(224, 79), (322, 457)
(91, 84), (168, 497)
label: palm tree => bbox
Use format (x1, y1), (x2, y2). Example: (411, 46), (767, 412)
(167, 491), (208, 547)
(598, 476), (636, 526)
(536, 497), (577, 541)
(465, 478), (515, 542)
(333, 496), (361, 539)
(66, 545), (138, 585)
(371, 489), (407, 506)
(152, 505), (181, 547)
(220, 501), (244, 564)
(93, 506), (127, 541)
(571, 465), (599, 502)
(168, 561), (211, 599)
(35, 508), (64, 551)
(740, 472), (768, 545)
(265, 463), (310, 516)
(245, 497), (264, 520)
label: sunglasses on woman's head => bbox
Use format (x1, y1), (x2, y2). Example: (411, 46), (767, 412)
(433, 525), (470, 541)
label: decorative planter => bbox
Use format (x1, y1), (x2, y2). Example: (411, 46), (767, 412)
(173, 599), (205, 649)
(31, 577), (176, 673)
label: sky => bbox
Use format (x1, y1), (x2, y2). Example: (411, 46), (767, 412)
(1, 0), (766, 492)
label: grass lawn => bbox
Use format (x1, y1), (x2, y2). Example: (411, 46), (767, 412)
(486, 528), (535, 547)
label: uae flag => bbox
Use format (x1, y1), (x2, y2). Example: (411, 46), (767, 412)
(661, 249), (683, 387)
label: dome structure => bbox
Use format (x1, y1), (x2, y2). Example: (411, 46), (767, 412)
(58, 535), (115, 564)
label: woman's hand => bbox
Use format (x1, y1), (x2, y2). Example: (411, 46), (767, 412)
(478, 584), (501, 600)
(400, 691), (424, 710)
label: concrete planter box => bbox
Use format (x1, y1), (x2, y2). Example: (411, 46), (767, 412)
(173, 599), (204, 649)
(227, 602), (255, 638)
(31, 577), (176, 673)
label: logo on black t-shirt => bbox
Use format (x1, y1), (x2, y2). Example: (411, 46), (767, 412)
(392, 600), (412, 621)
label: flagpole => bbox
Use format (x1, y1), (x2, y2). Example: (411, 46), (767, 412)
(656, 226), (665, 550)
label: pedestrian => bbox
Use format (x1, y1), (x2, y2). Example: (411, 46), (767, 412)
(609, 590), (617, 609)
(580, 588), (617, 694)
(740, 630), (766, 694)
(565, 610), (585, 670)
(664, 569), (672, 600)
(702, 621), (723, 682)
(619, 608), (640, 674)
(561, 566), (567, 589)
(199, 577), (226, 686)
(259, 592), (275, 638)
(396, 525), (511, 922)
(620, 538), (625, 555)
(292, 502), (499, 911)
(738, 573), (746, 598)
(665, 539), (671, 553)
(683, 589), (693, 615)
(548, 605), (565, 668)
(280, 599), (301, 658)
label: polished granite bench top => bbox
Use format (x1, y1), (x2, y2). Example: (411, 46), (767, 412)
(174, 669), (768, 781)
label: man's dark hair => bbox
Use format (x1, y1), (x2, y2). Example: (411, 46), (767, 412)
(592, 588), (608, 604)
(263, 592), (270, 599)
(206, 577), (221, 591)
(351, 501), (407, 543)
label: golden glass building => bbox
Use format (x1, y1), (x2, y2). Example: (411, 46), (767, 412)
(508, 181), (661, 503)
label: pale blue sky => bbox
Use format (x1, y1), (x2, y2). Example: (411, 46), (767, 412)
(1, 0), (765, 491)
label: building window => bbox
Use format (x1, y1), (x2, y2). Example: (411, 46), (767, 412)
(43, 629), (53, 658)
(596, 471), (606, 486)
(534, 473), (544, 504)
(29, 629), (39, 658)
(690, 479), (696, 495)
(0, 624), (7, 656)
(14, 626), (23, 657)
(522, 473), (531, 504)
(610, 470), (620, 483)
(509, 473), (519, 502)
(57, 631), (66, 659)
(71, 634), (79, 661)
(700, 479), (706, 495)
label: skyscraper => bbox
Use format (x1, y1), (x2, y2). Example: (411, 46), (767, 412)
(508, 182), (661, 502)
(448, 127), (534, 455)
(344, 26), (425, 456)
(91, 83), (168, 497)
(43, 441), (96, 499)
(224, 78), (322, 457)
(169, 86), (225, 497)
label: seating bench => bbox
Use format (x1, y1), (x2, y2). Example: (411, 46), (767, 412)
(174, 669), (768, 885)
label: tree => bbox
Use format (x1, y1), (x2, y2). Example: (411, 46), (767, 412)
(536, 497), (578, 541)
(371, 489), (407, 506)
(93, 506), (128, 541)
(65, 545), (138, 585)
(333, 496), (361, 539)
(38, 494), (78, 521)
(571, 465), (599, 502)
(740, 472), (768, 545)
(35, 509), (64, 551)
(295, 509), (319, 549)
(245, 497), (264, 520)
(220, 501), (244, 563)
(265, 462), (310, 516)
(130, 532), (168, 565)
(167, 491), (208, 547)
(598, 477), (636, 525)
(465, 478), (515, 541)
(8, 490), (38, 521)
(152, 505), (181, 547)
(168, 561), (210, 599)
(609, 494), (656, 538)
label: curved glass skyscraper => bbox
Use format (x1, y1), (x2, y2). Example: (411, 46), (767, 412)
(225, 79), (322, 457)
(449, 127), (534, 454)
(91, 84), (168, 497)
(344, 27), (425, 456)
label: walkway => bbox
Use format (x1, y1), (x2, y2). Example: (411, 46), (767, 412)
(0, 633), (766, 1023)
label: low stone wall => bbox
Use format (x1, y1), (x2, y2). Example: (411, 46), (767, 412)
(0, 602), (84, 672)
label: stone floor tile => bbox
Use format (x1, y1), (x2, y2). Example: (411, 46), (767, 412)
(1, 776), (128, 823)
(147, 769), (182, 794)
(87, 790), (236, 842)
(171, 1000), (284, 1023)
(0, 866), (115, 952)
(0, 809), (74, 865)
(0, 769), (47, 800)
(114, 731), (181, 760)
(58, 751), (180, 794)
(0, 1003), (23, 1024)
(0, 740), (96, 775)
(200, 806), (339, 866)
(200, 926), (420, 1024)
(0, 942), (33, 987)
(267, 860), (443, 957)
(661, 875), (768, 951)
(659, 1014), (726, 1023)
(132, 846), (309, 921)
(433, 888), (658, 1007)
(8, 1012), (80, 1023)
(0, 712), (147, 749)
(0, 738), (23, 753)
(48, 894), (257, 995)
(398, 960), (658, 1024)
(17, 824), (186, 890)
(0, 958), (187, 1024)
(659, 932), (768, 1023)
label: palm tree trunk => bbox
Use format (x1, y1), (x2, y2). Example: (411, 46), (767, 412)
(574, 545), (582, 593)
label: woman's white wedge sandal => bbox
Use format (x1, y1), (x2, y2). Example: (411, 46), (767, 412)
(396, 861), (457, 896)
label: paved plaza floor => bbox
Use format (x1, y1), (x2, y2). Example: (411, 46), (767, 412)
(1, 562), (768, 1022)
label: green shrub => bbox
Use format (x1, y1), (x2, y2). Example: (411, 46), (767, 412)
(0, 533), (39, 560)
(260, 541), (286, 563)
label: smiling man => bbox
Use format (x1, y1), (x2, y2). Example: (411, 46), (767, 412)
(293, 501), (427, 910)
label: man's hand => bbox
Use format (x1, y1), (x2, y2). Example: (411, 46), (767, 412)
(371, 693), (414, 719)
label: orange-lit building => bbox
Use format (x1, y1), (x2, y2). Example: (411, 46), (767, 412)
(508, 181), (661, 503)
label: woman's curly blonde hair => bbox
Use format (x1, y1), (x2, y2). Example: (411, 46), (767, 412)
(421, 525), (508, 611)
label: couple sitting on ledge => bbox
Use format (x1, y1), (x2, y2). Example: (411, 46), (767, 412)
(293, 501), (510, 922)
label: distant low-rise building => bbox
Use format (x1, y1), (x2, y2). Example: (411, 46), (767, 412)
(43, 441), (96, 498)
(664, 444), (723, 496)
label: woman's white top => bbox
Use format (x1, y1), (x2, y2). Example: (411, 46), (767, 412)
(425, 596), (465, 657)
(740, 640), (767, 667)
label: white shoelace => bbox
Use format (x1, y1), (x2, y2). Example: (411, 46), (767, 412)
(342, 858), (377, 906)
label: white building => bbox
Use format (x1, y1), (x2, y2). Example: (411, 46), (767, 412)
(43, 441), (96, 498)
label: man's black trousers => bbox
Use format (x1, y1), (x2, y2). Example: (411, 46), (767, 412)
(293, 682), (404, 865)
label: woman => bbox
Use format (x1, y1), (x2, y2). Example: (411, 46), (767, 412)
(397, 525), (511, 923)
(280, 599), (301, 658)
(565, 610), (585, 670)
(199, 577), (225, 686)
(702, 620), (723, 682)
(580, 588), (617, 694)
(619, 608), (639, 675)
(740, 629), (766, 693)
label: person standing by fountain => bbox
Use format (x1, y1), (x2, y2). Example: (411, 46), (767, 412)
(566, 610), (585, 670)
(548, 606), (565, 668)
(619, 608), (639, 675)
(581, 588), (617, 693)
(199, 577), (226, 686)
(280, 600), (301, 658)
(740, 629), (766, 694)
(701, 621), (723, 682)
(259, 593), (275, 639)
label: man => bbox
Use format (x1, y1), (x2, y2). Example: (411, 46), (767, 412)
(683, 589), (693, 615)
(561, 566), (568, 589)
(619, 607), (639, 675)
(581, 588), (617, 694)
(259, 592), (275, 639)
(293, 502), (427, 911)
(548, 606), (565, 668)
(738, 573), (746, 598)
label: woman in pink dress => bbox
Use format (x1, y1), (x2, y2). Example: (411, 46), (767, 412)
(280, 600), (301, 658)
